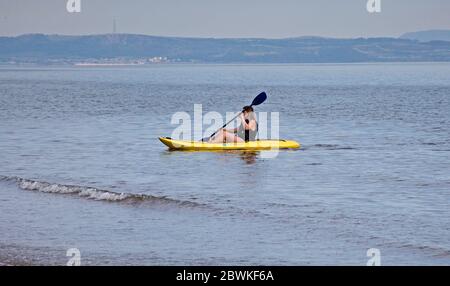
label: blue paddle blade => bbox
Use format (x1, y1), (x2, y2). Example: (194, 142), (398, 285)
(251, 92), (267, 106)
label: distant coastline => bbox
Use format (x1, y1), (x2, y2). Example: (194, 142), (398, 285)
(74, 63), (145, 66)
(2, 62), (450, 68)
(1, 32), (450, 64)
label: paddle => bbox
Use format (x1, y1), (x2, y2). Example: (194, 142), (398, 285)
(201, 92), (267, 142)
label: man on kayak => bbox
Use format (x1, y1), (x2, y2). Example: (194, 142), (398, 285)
(209, 106), (258, 143)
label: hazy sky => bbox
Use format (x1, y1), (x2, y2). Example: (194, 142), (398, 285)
(1, 0), (449, 38)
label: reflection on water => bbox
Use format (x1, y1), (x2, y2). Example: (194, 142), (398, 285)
(163, 149), (259, 165)
(239, 151), (258, 165)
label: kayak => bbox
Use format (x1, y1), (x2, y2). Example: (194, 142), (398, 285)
(159, 137), (300, 150)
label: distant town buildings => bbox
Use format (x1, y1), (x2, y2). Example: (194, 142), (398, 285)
(73, 56), (170, 66)
(148, 56), (168, 63)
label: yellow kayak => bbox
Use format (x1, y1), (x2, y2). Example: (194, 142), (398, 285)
(159, 137), (300, 150)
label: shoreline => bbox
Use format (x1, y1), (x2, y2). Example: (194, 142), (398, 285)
(2, 61), (450, 68)
(0, 262), (13, 266)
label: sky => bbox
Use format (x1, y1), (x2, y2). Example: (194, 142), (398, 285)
(0, 0), (449, 38)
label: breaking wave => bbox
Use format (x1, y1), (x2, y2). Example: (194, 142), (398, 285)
(0, 175), (202, 207)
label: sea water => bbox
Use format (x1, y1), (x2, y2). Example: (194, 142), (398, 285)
(0, 63), (449, 265)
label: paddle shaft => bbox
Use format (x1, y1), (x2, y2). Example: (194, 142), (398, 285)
(208, 111), (243, 139)
(201, 92), (266, 141)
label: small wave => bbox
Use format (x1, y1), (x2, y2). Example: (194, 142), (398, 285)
(0, 175), (274, 219)
(379, 239), (450, 259)
(422, 141), (449, 146)
(398, 243), (450, 259)
(422, 142), (439, 146)
(304, 144), (356, 150)
(0, 175), (201, 207)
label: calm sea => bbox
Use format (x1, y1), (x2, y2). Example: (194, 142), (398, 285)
(0, 63), (449, 265)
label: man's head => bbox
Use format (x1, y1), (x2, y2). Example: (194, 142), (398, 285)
(242, 106), (254, 119)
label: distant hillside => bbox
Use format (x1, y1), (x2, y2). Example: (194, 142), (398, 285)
(1, 33), (450, 64)
(400, 30), (450, 42)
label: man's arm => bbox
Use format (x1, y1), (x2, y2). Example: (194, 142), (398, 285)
(240, 114), (257, 131)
